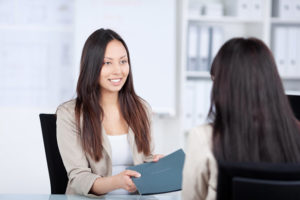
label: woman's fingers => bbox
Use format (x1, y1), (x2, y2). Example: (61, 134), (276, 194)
(128, 182), (137, 193)
(124, 170), (141, 178)
(123, 173), (137, 192)
(153, 154), (164, 162)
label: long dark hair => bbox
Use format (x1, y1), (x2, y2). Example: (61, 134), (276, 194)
(75, 29), (151, 161)
(209, 37), (300, 163)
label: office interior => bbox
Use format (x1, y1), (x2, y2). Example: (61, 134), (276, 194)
(0, 0), (300, 195)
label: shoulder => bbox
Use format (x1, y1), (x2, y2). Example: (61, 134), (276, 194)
(57, 99), (76, 112)
(138, 98), (153, 120)
(187, 123), (217, 182)
(56, 99), (79, 136)
(183, 124), (216, 199)
(56, 99), (77, 124)
(56, 99), (76, 115)
(188, 124), (213, 148)
(185, 124), (215, 170)
(140, 98), (152, 113)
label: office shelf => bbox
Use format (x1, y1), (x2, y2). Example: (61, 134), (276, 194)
(179, 0), (300, 138)
(186, 71), (211, 79)
(188, 15), (264, 24)
(271, 18), (300, 25)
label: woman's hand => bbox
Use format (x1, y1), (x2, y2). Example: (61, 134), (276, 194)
(152, 154), (164, 162)
(115, 170), (141, 192)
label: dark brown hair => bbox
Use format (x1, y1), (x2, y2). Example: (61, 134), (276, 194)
(75, 29), (151, 161)
(209, 37), (300, 163)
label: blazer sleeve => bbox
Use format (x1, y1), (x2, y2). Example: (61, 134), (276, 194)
(56, 103), (100, 195)
(182, 125), (217, 200)
(142, 101), (155, 162)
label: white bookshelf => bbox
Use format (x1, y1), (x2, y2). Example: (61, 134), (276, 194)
(188, 15), (264, 24)
(271, 18), (300, 24)
(186, 71), (211, 79)
(179, 0), (300, 139)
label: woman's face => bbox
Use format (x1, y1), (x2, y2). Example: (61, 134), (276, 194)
(99, 40), (129, 94)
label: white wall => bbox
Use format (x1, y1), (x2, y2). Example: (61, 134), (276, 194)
(0, 107), (51, 193)
(0, 0), (184, 194)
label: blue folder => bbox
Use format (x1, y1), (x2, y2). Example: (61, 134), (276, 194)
(127, 149), (185, 195)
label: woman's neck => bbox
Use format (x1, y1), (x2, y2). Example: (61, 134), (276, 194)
(100, 90), (119, 108)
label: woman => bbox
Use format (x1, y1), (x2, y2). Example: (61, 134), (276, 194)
(182, 38), (300, 200)
(56, 29), (163, 196)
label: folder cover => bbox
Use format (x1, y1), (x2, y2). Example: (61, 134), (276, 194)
(127, 149), (185, 195)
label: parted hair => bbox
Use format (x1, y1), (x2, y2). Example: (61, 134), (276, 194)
(75, 29), (151, 161)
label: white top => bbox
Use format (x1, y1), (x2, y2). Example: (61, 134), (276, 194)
(107, 134), (134, 195)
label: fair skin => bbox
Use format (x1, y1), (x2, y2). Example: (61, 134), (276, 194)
(90, 40), (163, 195)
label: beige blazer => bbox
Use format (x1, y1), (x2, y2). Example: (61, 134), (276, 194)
(56, 100), (154, 196)
(182, 124), (218, 200)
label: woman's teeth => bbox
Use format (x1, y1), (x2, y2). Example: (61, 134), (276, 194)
(110, 79), (121, 82)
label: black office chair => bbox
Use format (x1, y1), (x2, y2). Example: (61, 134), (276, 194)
(216, 161), (300, 200)
(39, 114), (68, 194)
(287, 94), (300, 121)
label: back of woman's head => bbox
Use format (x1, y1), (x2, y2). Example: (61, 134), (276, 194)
(209, 37), (300, 163)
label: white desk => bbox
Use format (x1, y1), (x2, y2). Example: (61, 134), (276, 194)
(0, 192), (181, 200)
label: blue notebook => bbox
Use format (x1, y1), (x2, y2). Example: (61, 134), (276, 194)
(127, 149), (185, 195)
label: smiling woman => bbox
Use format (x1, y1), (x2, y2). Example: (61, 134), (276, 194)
(55, 29), (163, 196)
(100, 40), (130, 93)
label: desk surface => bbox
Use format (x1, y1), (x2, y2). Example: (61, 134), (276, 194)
(0, 192), (181, 200)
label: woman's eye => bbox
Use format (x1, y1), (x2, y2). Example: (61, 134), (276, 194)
(104, 61), (111, 65)
(120, 60), (127, 64)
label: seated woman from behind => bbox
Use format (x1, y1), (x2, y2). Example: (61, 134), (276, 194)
(182, 37), (300, 200)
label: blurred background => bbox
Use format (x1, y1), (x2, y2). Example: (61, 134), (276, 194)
(0, 0), (300, 194)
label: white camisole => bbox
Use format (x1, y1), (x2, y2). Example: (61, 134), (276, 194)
(107, 134), (134, 195)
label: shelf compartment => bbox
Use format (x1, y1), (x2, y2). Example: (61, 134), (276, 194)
(188, 15), (264, 24)
(271, 18), (300, 25)
(186, 71), (211, 78)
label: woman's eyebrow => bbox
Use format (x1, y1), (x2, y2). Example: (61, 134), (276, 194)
(104, 55), (127, 60)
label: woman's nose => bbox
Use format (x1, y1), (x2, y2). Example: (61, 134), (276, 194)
(112, 63), (122, 74)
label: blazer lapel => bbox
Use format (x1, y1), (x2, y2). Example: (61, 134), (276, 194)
(101, 126), (112, 160)
(128, 128), (144, 165)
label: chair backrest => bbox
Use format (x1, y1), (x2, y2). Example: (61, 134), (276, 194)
(287, 94), (300, 121)
(39, 114), (68, 194)
(217, 161), (300, 200)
